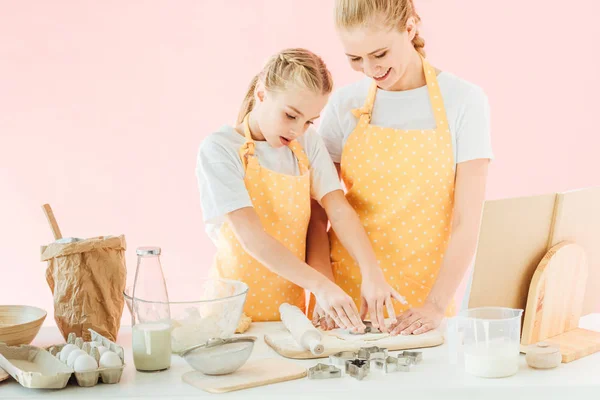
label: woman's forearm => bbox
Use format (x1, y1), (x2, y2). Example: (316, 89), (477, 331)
(425, 222), (480, 311)
(427, 159), (489, 312)
(306, 199), (335, 282)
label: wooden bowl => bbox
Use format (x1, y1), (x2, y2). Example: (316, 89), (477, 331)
(0, 305), (47, 346)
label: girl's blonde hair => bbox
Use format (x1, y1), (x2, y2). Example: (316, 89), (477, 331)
(237, 48), (333, 124)
(335, 0), (426, 57)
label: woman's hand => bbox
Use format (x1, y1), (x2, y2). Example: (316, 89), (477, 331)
(313, 282), (365, 333)
(390, 301), (444, 335)
(360, 270), (407, 333)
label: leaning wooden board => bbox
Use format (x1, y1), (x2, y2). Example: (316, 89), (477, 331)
(468, 193), (556, 313)
(520, 242), (600, 362)
(549, 187), (600, 315)
(468, 188), (600, 315)
(182, 358), (306, 394)
(265, 325), (444, 359)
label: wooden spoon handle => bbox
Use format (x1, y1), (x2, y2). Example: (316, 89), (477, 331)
(42, 204), (63, 240)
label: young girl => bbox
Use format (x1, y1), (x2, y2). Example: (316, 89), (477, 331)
(196, 48), (405, 332)
(309, 0), (493, 335)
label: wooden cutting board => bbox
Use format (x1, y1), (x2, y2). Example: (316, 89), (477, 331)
(468, 188), (600, 315)
(182, 358), (306, 394)
(265, 325), (444, 359)
(520, 241), (600, 362)
(548, 187), (600, 315)
(468, 193), (557, 312)
(0, 367), (8, 383)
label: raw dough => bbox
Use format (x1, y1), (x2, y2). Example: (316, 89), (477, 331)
(325, 320), (394, 342)
(326, 329), (388, 342)
(235, 313), (252, 334)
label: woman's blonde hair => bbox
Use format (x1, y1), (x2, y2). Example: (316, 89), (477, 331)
(335, 0), (426, 57)
(237, 48), (333, 124)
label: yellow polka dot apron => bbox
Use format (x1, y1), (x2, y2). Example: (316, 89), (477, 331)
(329, 56), (456, 317)
(211, 114), (311, 321)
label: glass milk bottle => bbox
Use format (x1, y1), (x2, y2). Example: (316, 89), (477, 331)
(131, 246), (172, 372)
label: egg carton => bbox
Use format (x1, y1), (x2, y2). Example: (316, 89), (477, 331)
(47, 329), (125, 387)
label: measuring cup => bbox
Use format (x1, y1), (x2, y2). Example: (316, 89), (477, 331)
(448, 307), (523, 378)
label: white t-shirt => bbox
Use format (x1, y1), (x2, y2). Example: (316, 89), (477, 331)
(196, 125), (342, 243)
(318, 71), (494, 165)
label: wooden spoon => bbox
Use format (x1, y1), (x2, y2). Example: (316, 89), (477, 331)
(42, 204), (63, 240)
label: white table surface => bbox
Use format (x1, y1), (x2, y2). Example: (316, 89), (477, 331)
(2, 315), (600, 400)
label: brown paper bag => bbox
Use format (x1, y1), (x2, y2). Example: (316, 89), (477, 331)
(41, 235), (127, 342)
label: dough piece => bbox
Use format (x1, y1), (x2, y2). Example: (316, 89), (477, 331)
(327, 329), (388, 342)
(326, 319), (394, 342)
(235, 313), (252, 333)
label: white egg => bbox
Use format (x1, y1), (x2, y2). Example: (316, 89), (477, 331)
(99, 351), (122, 368)
(59, 344), (78, 363)
(74, 354), (98, 372)
(67, 349), (86, 368)
(96, 345), (109, 356)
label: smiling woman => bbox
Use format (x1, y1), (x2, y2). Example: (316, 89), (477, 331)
(307, 0), (494, 336)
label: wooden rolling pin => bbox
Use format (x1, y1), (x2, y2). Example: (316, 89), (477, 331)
(279, 303), (324, 355)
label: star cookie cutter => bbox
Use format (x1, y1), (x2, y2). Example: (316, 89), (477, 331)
(374, 356), (411, 373)
(399, 350), (423, 365)
(357, 346), (388, 361)
(329, 350), (360, 368)
(345, 358), (370, 380)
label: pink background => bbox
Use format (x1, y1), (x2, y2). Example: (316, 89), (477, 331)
(1, 1), (599, 327)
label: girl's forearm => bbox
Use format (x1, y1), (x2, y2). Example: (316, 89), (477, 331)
(306, 199), (335, 282)
(323, 191), (381, 279)
(227, 209), (334, 294)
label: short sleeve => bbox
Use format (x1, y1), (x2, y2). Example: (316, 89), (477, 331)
(317, 93), (345, 164)
(455, 87), (494, 163)
(303, 128), (342, 202)
(195, 137), (252, 224)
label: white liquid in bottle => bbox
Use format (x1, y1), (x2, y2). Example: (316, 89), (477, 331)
(132, 322), (172, 371)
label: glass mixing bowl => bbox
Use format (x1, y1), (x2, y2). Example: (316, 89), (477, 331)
(124, 278), (248, 354)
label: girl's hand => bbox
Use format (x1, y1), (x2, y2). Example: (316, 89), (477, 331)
(311, 302), (337, 331)
(314, 282), (366, 333)
(360, 270), (407, 333)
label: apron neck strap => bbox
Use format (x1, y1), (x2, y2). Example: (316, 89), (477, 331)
(238, 113), (310, 174)
(238, 113), (256, 170)
(420, 54), (449, 131)
(287, 140), (310, 175)
(351, 82), (378, 123)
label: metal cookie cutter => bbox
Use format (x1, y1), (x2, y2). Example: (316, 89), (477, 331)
(308, 363), (342, 379)
(374, 356), (411, 373)
(345, 359), (370, 380)
(329, 351), (359, 368)
(357, 346), (388, 361)
(349, 321), (381, 335)
(399, 350), (423, 365)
